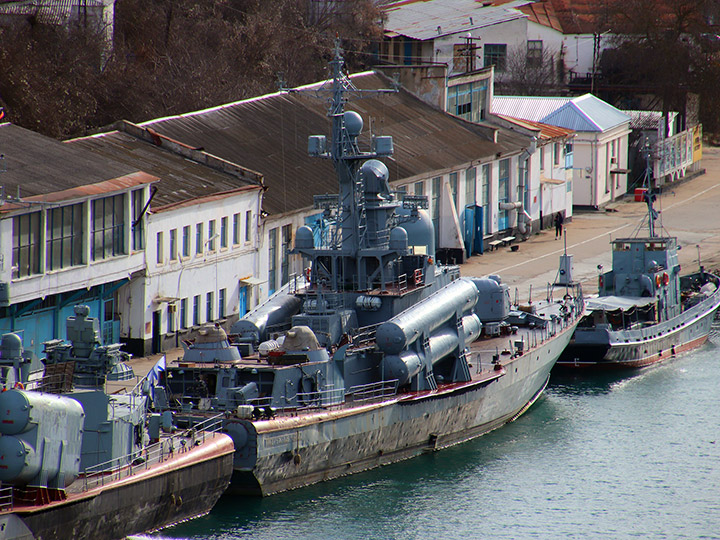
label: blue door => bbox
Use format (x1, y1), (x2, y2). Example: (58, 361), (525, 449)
(238, 286), (248, 317)
(464, 205), (484, 257)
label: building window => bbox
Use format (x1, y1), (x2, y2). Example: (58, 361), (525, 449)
(268, 227), (278, 294)
(192, 295), (200, 326)
(180, 298), (188, 329)
(233, 213), (241, 245)
(245, 211), (252, 242)
(218, 288), (226, 319)
(447, 81), (487, 122)
(206, 291), (214, 322)
(449, 172), (458, 210)
(169, 229), (177, 261)
(131, 189), (145, 251)
(46, 203), (85, 271)
(220, 216), (228, 248)
(540, 145), (545, 171)
(208, 220), (216, 251)
(12, 211), (41, 278)
(499, 159), (510, 230)
(414, 181), (424, 196)
(431, 176), (441, 248)
(481, 164), (491, 233)
(281, 225), (291, 286)
(527, 40), (543, 68)
(565, 143), (574, 170)
(182, 225), (190, 257)
(156, 232), (164, 264)
(91, 194), (126, 261)
(167, 304), (175, 333)
(196, 223), (203, 255)
(554, 143), (561, 165)
(484, 44), (507, 71)
(465, 167), (476, 206)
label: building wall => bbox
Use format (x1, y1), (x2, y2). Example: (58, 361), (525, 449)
(570, 124), (630, 207)
(119, 189), (262, 356)
(0, 183), (152, 358)
(431, 18), (529, 79)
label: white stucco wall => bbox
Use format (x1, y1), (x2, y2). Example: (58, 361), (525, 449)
(1, 185), (148, 307)
(118, 188), (262, 345)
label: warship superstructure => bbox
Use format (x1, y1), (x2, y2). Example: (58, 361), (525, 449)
(558, 158), (720, 369)
(158, 44), (583, 496)
(0, 305), (234, 539)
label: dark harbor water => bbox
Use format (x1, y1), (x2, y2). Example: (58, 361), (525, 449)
(147, 330), (720, 540)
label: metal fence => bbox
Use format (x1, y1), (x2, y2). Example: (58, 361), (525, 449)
(81, 413), (225, 491)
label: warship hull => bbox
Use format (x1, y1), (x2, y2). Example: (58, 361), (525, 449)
(558, 275), (720, 369)
(228, 321), (576, 496)
(0, 434), (235, 540)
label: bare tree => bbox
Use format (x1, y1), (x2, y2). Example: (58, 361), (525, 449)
(0, 0), (385, 139)
(496, 45), (564, 96)
(603, 0), (715, 133)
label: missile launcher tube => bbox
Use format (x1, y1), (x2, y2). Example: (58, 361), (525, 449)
(383, 313), (482, 385)
(0, 389), (84, 486)
(231, 294), (302, 344)
(376, 278), (479, 355)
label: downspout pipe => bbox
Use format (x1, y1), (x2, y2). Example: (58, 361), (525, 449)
(498, 201), (532, 234)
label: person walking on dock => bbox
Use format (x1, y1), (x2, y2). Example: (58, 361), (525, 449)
(555, 212), (564, 239)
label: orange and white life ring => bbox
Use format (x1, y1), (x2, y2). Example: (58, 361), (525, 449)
(662, 272), (669, 286)
(655, 274), (662, 287)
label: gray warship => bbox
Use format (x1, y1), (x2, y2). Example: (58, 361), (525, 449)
(558, 159), (720, 369)
(158, 44), (583, 496)
(0, 305), (234, 539)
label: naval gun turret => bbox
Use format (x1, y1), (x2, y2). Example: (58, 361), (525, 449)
(42, 304), (134, 387)
(0, 332), (33, 389)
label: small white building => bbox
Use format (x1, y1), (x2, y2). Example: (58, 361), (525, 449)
(380, 0), (533, 80)
(492, 94), (631, 208)
(68, 122), (264, 355)
(520, 0), (614, 85)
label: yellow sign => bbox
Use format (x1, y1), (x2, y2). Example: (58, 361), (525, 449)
(693, 124), (703, 163)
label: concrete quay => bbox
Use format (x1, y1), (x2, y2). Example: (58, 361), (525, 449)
(461, 147), (720, 300)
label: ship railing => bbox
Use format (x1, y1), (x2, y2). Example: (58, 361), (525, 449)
(347, 379), (399, 402)
(80, 413), (226, 492)
(398, 273), (408, 293)
(296, 385), (345, 409)
(351, 323), (380, 349)
(0, 486), (13, 512)
(246, 385), (346, 414)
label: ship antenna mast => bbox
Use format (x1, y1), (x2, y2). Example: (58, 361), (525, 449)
(641, 139), (658, 238)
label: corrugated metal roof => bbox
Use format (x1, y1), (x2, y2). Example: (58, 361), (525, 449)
(0, 172), (156, 215)
(493, 113), (574, 140)
(492, 96), (571, 122)
(68, 130), (262, 209)
(625, 110), (677, 131)
(519, 0), (613, 34)
(492, 94), (629, 132)
(542, 94), (630, 132)
(0, 123), (143, 200)
(383, 0), (531, 41)
(141, 71), (531, 217)
(518, 1), (563, 32)
(0, 0), (100, 25)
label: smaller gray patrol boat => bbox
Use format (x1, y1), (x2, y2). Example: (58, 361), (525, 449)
(558, 167), (720, 369)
